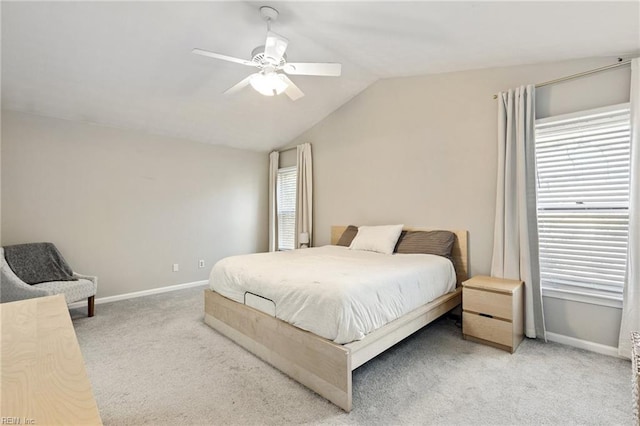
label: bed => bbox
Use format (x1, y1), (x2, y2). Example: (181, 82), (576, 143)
(204, 226), (468, 411)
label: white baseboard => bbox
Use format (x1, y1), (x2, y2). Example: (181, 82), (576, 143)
(545, 331), (621, 358)
(68, 280), (208, 309)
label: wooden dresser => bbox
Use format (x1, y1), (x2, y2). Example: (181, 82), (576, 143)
(0, 295), (102, 425)
(462, 275), (524, 353)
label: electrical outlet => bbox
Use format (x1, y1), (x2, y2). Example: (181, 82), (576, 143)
(172, 263), (179, 272)
(198, 260), (205, 268)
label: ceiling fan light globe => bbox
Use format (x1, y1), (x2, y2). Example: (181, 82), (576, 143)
(249, 73), (271, 96)
(250, 72), (289, 97)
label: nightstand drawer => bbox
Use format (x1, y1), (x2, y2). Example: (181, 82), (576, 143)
(463, 287), (513, 320)
(462, 312), (512, 347)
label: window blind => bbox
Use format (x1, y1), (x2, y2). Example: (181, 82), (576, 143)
(535, 104), (630, 299)
(277, 166), (297, 251)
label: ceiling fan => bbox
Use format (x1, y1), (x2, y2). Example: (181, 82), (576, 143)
(192, 6), (342, 101)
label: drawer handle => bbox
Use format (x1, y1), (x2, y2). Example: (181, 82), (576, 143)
(479, 313), (494, 319)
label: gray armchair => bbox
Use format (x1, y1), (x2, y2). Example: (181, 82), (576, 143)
(0, 247), (98, 317)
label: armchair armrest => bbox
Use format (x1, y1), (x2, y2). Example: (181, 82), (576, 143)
(1, 266), (49, 302)
(72, 272), (98, 286)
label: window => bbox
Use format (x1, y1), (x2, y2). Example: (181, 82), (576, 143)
(535, 103), (631, 305)
(276, 166), (297, 250)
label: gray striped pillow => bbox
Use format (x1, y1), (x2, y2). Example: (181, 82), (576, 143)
(336, 225), (359, 247)
(395, 230), (455, 258)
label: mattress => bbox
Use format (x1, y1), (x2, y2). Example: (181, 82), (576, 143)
(209, 245), (457, 344)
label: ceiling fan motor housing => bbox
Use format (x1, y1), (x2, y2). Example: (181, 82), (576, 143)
(251, 46), (287, 67)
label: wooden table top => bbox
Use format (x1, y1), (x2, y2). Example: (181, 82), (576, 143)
(1, 295), (102, 425)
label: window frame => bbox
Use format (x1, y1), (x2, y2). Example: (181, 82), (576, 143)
(276, 166), (297, 251)
(535, 102), (631, 309)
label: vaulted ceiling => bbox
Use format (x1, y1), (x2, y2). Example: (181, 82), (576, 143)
(2, 1), (638, 151)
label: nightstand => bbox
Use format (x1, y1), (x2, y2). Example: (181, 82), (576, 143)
(462, 275), (524, 353)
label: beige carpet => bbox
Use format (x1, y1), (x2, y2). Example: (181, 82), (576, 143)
(72, 286), (631, 425)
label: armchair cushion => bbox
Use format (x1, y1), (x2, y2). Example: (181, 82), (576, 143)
(35, 277), (97, 304)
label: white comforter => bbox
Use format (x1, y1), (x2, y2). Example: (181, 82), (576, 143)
(209, 245), (456, 344)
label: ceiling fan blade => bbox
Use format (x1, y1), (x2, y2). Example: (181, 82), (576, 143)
(264, 31), (288, 64)
(281, 75), (304, 101)
(224, 74), (256, 95)
(283, 62), (342, 77)
(192, 48), (256, 67)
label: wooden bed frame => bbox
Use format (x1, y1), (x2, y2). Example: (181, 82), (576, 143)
(204, 226), (468, 412)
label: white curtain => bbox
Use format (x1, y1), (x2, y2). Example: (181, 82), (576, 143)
(618, 58), (640, 358)
(491, 85), (546, 339)
(295, 143), (313, 248)
(268, 151), (279, 252)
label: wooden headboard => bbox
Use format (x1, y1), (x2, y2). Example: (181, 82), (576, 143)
(331, 226), (469, 286)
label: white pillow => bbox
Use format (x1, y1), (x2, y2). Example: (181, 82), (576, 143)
(349, 225), (404, 255)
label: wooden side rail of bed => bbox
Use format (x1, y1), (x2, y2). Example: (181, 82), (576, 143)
(204, 226), (468, 412)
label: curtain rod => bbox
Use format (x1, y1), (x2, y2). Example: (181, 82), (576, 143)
(492, 58), (632, 99)
(278, 146), (296, 153)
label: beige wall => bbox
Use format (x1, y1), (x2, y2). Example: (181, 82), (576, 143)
(288, 57), (631, 347)
(2, 110), (268, 298)
(0, 115), (2, 245)
(279, 149), (297, 168)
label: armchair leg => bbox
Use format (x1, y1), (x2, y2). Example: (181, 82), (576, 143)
(88, 296), (95, 317)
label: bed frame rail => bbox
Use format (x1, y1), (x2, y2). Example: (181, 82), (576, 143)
(204, 290), (353, 411)
(346, 288), (461, 369)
